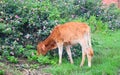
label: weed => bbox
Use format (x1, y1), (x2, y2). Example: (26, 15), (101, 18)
(7, 56), (18, 63)
(0, 70), (5, 75)
(37, 55), (56, 65)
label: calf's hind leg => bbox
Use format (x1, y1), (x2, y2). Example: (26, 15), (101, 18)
(86, 47), (94, 67)
(80, 49), (86, 67)
(79, 41), (86, 67)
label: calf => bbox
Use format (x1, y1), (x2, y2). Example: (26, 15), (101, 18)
(37, 22), (94, 67)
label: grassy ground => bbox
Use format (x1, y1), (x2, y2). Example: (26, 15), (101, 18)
(43, 30), (120, 75)
(0, 30), (120, 75)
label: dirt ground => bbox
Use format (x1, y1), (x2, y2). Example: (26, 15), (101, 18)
(0, 59), (52, 75)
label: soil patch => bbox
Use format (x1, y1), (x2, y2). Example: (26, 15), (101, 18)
(0, 58), (52, 75)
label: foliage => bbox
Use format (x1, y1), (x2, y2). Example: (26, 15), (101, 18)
(37, 55), (56, 65)
(73, 15), (108, 32)
(7, 56), (18, 63)
(0, 70), (5, 75)
(100, 5), (120, 29)
(73, 0), (120, 30)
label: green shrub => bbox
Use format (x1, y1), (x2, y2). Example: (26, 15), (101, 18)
(24, 50), (38, 61)
(37, 55), (56, 65)
(7, 56), (18, 63)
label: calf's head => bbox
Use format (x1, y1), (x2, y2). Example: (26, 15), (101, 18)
(37, 42), (47, 55)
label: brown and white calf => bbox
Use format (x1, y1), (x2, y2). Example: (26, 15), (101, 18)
(37, 22), (94, 67)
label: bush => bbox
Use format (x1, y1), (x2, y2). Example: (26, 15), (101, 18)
(73, 15), (108, 32)
(7, 56), (18, 63)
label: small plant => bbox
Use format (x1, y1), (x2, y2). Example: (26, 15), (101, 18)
(17, 45), (25, 56)
(0, 70), (5, 75)
(7, 56), (18, 63)
(23, 49), (37, 61)
(37, 55), (56, 65)
(26, 45), (34, 49)
(30, 64), (39, 69)
(27, 54), (38, 61)
(37, 55), (50, 64)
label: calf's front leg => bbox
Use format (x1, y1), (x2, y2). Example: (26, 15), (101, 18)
(57, 43), (63, 65)
(79, 40), (86, 67)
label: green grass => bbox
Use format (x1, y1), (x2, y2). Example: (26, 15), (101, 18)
(43, 30), (120, 75)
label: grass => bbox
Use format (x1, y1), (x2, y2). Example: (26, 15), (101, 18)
(43, 30), (120, 75)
